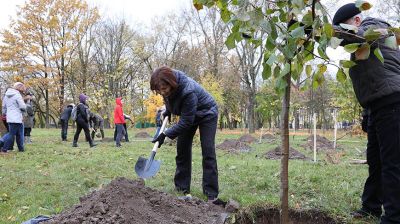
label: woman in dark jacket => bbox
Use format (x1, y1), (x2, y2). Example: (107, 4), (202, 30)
(151, 66), (223, 205)
(72, 94), (96, 148)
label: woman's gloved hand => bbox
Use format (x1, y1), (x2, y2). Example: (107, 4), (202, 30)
(152, 132), (166, 148)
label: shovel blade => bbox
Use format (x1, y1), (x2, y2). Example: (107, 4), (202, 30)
(135, 156), (161, 179)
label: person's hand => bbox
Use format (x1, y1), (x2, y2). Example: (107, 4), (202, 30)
(161, 111), (171, 121)
(151, 132), (166, 148)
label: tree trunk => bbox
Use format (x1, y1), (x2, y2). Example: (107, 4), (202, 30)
(280, 69), (291, 224)
(248, 90), (256, 133)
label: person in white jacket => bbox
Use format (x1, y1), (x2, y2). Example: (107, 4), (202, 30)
(2, 82), (27, 152)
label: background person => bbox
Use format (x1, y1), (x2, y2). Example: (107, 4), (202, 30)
(333, 3), (400, 222)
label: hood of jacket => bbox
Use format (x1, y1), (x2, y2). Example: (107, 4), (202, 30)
(5, 88), (20, 98)
(116, 98), (123, 107)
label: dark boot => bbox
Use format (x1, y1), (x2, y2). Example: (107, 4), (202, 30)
(72, 142), (78, 147)
(89, 140), (97, 148)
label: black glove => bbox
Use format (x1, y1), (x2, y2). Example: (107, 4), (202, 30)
(162, 111), (171, 121)
(152, 132), (166, 148)
(361, 114), (368, 133)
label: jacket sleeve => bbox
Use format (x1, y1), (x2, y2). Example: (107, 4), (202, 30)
(26, 104), (34, 116)
(164, 93), (197, 139)
(2, 96), (6, 115)
(17, 94), (27, 112)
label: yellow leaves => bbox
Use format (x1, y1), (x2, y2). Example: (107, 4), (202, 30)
(143, 94), (164, 122)
(199, 73), (224, 107)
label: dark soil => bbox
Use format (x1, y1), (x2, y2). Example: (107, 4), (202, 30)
(302, 135), (336, 151)
(216, 139), (252, 153)
(261, 134), (276, 140)
(233, 207), (341, 224)
(264, 146), (310, 160)
(135, 132), (151, 138)
(45, 177), (227, 224)
(238, 134), (257, 143)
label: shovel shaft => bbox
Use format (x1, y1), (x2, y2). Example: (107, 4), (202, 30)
(152, 116), (169, 152)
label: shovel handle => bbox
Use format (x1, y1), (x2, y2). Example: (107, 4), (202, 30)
(152, 116), (169, 152)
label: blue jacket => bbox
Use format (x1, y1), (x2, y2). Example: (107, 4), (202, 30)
(164, 70), (218, 139)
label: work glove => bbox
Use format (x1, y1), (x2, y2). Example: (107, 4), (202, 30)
(152, 132), (166, 148)
(162, 111), (171, 121)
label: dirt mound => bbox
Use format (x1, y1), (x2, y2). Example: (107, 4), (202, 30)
(302, 135), (335, 151)
(264, 146), (310, 160)
(216, 139), (252, 153)
(262, 133), (276, 140)
(233, 207), (340, 224)
(45, 177), (226, 224)
(135, 132), (151, 138)
(238, 134), (257, 143)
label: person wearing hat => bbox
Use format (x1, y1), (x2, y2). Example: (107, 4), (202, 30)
(72, 94), (96, 148)
(60, 103), (75, 141)
(333, 3), (400, 223)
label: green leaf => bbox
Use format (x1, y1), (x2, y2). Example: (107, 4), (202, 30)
(355, 0), (372, 11)
(266, 54), (277, 66)
(221, 8), (231, 23)
(266, 37), (275, 51)
(277, 1), (287, 8)
(340, 60), (357, 68)
(317, 46), (329, 60)
(193, 3), (203, 10)
(339, 23), (358, 33)
(304, 42), (314, 62)
(273, 66), (281, 78)
(374, 48), (384, 63)
(336, 68), (347, 83)
(329, 37), (343, 49)
(302, 12), (313, 26)
(291, 26), (305, 38)
(384, 36), (398, 50)
(344, 43), (360, 53)
(280, 63), (290, 77)
(306, 65), (312, 76)
(236, 11), (251, 22)
(262, 63), (272, 80)
(316, 64), (327, 76)
(225, 32), (236, 49)
(324, 23), (334, 38)
(363, 28), (381, 41)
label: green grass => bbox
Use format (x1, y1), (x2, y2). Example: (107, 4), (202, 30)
(0, 129), (376, 223)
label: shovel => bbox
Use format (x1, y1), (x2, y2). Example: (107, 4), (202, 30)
(135, 116), (169, 179)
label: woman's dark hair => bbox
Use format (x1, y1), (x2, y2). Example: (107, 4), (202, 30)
(150, 66), (178, 92)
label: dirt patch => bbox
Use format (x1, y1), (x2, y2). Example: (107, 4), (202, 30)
(264, 146), (310, 160)
(232, 207), (340, 224)
(302, 135), (336, 151)
(261, 133), (276, 143)
(45, 177), (227, 224)
(238, 134), (257, 144)
(217, 139), (252, 153)
(135, 132), (151, 138)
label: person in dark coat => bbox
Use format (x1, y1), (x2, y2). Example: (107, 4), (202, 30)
(150, 66), (224, 206)
(89, 112), (104, 140)
(60, 104), (74, 141)
(152, 108), (164, 141)
(333, 4), (400, 223)
(23, 92), (34, 143)
(72, 94), (96, 148)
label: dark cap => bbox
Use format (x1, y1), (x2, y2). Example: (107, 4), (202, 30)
(333, 3), (361, 25)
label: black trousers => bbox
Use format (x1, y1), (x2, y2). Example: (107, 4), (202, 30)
(24, 127), (31, 136)
(363, 103), (400, 223)
(73, 119), (93, 145)
(61, 119), (68, 141)
(174, 114), (219, 198)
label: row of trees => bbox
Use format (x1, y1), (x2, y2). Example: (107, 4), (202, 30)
(0, 0), (394, 130)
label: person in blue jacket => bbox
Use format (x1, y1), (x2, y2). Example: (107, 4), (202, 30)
(150, 66), (224, 206)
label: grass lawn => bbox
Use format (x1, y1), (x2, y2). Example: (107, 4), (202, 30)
(0, 128), (376, 223)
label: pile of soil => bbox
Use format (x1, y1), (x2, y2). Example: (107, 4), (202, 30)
(302, 135), (335, 151)
(238, 134), (257, 143)
(234, 207), (339, 224)
(216, 139), (252, 153)
(45, 177), (227, 224)
(264, 146), (310, 160)
(135, 132), (151, 138)
(262, 133), (275, 140)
